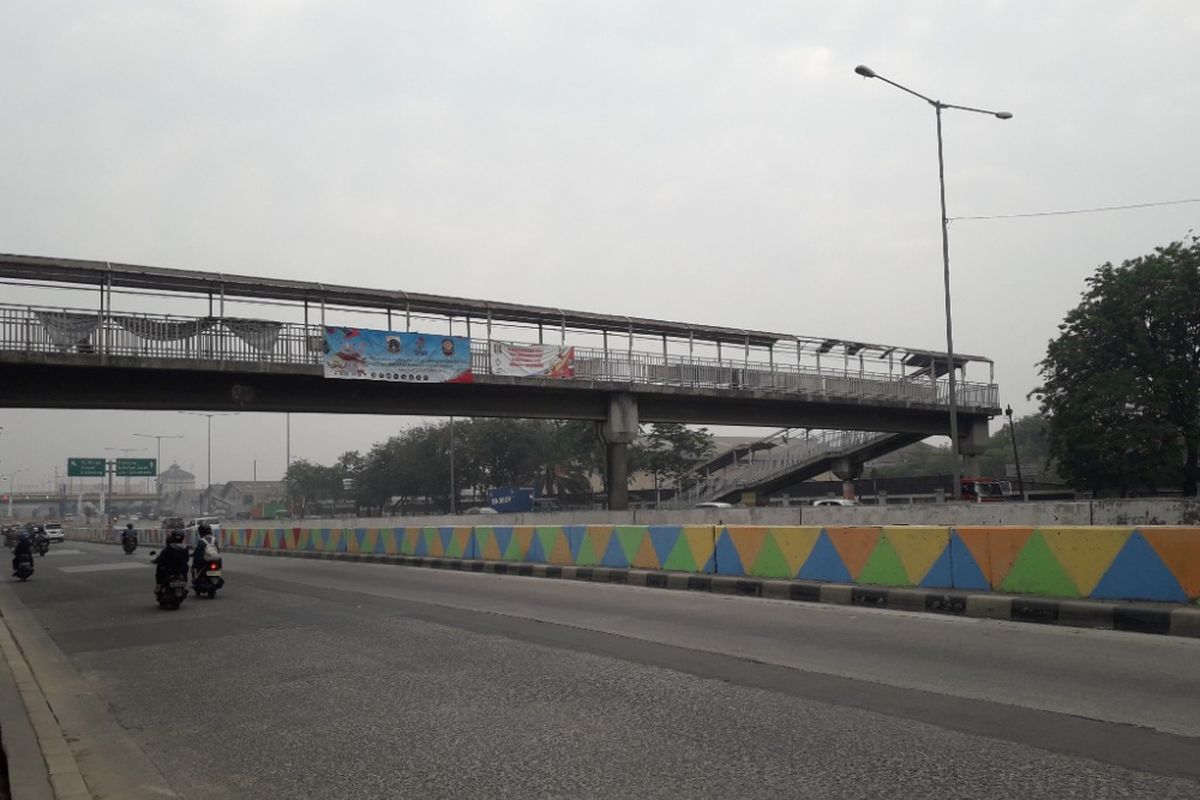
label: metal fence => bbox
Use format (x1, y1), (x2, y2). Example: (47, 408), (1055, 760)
(0, 302), (998, 408)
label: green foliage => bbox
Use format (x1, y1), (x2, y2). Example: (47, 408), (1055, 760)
(638, 423), (716, 490)
(1033, 237), (1200, 495)
(867, 414), (1056, 482)
(291, 418), (715, 515)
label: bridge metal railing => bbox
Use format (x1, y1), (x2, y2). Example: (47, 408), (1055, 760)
(0, 302), (999, 409)
(667, 428), (901, 507)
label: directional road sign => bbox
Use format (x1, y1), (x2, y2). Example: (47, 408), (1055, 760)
(115, 458), (157, 477)
(67, 458), (106, 477)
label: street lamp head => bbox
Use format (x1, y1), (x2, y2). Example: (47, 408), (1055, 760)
(995, 111), (1013, 120)
(854, 64), (876, 78)
(1005, 404), (1013, 417)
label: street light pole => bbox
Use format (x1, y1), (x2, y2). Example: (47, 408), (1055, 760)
(180, 412), (238, 513)
(854, 64), (1011, 501)
(133, 433), (183, 495)
(1005, 405), (1026, 501)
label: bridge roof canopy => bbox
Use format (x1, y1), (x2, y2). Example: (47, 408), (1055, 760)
(0, 253), (991, 364)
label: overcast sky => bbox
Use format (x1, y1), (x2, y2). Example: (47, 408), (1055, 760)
(2, 1), (1199, 490)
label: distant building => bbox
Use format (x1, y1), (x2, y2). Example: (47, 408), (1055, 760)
(207, 480), (287, 518)
(157, 463), (195, 496)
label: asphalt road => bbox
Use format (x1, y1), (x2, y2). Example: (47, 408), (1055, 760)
(3, 541), (1199, 799)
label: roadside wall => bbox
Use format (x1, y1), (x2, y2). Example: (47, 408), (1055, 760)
(228, 498), (1200, 530)
(72, 524), (1200, 604)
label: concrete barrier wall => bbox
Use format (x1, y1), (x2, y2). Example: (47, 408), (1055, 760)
(243, 498), (1200, 530)
(70, 524), (1200, 604)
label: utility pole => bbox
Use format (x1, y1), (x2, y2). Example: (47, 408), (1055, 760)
(180, 412), (238, 513)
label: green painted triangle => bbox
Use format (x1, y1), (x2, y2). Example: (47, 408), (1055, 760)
(857, 536), (911, 586)
(576, 533), (599, 566)
(616, 527), (645, 562)
(662, 534), (698, 572)
(999, 532), (1079, 597)
(750, 533), (791, 579)
(537, 527), (559, 560)
(503, 533), (524, 561)
(446, 531), (464, 558)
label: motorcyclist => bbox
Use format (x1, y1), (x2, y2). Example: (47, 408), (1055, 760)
(151, 530), (191, 594)
(121, 523), (137, 546)
(191, 524), (219, 582)
(32, 526), (49, 554)
(11, 530), (33, 576)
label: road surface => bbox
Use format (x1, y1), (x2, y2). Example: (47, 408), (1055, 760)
(2, 541), (1198, 799)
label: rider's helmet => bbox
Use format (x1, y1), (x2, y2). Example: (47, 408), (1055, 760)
(126, 523), (134, 530)
(197, 523), (213, 539)
(17, 530), (31, 542)
(167, 529), (186, 544)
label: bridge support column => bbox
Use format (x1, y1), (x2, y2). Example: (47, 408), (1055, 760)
(832, 458), (863, 501)
(958, 417), (990, 478)
(603, 393), (638, 511)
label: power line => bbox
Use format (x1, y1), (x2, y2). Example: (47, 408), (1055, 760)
(949, 196), (1200, 221)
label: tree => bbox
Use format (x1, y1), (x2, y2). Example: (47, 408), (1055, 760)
(641, 423), (716, 496)
(284, 459), (341, 517)
(1033, 237), (1200, 495)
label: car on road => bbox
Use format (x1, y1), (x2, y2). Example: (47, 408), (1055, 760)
(185, 516), (222, 536)
(463, 506), (500, 515)
(162, 516), (185, 530)
(811, 498), (860, 507)
(694, 501), (734, 509)
(43, 521), (65, 542)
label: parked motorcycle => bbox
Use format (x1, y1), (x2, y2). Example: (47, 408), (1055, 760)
(192, 558), (224, 599)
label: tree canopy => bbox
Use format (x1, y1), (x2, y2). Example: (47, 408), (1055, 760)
(1033, 237), (1200, 496)
(284, 418), (715, 515)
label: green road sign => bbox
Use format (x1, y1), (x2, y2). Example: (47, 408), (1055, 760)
(115, 458), (157, 477)
(67, 458), (106, 477)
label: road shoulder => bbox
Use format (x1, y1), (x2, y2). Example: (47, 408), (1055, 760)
(0, 581), (179, 799)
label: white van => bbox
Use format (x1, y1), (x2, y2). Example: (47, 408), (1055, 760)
(186, 517), (222, 536)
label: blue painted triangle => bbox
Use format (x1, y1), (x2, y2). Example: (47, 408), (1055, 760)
(438, 527), (454, 553)
(414, 530), (429, 556)
(566, 526), (585, 561)
(798, 530), (852, 582)
(493, 527), (514, 558)
(1091, 531), (1188, 602)
(713, 528), (743, 575)
(700, 551), (716, 574)
(649, 526), (681, 566)
(918, 541), (955, 589)
(526, 533), (546, 563)
(948, 531), (989, 590)
(374, 530), (388, 554)
(601, 531), (629, 567)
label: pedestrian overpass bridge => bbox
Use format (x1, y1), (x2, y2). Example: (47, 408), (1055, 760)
(0, 254), (1000, 508)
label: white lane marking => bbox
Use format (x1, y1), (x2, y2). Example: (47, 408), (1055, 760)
(43, 549), (86, 556)
(59, 563), (148, 574)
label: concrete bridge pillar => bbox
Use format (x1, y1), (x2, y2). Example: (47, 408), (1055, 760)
(958, 417), (991, 477)
(603, 393), (638, 511)
(832, 457), (863, 501)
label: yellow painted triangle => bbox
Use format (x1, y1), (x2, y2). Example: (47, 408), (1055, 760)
(768, 527), (822, 577)
(683, 526), (716, 569)
(883, 527), (951, 584)
(1040, 527), (1130, 596)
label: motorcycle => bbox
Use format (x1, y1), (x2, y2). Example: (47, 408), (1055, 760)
(34, 536), (49, 557)
(149, 551), (188, 609)
(192, 558), (224, 599)
(122, 536), (138, 554)
(14, 552), (34, 581)
(156, 571), (189, 609)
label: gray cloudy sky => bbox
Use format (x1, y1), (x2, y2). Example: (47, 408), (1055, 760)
(3, 1), (1199, 490)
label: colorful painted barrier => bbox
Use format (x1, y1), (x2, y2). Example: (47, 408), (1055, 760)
(72, 524), (1200, 604)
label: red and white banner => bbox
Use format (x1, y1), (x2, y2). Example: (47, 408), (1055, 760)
(491, 342), (575, 378)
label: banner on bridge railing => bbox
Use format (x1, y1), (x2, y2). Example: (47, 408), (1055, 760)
(490, 342), (575, 378)
(323, 327), (473, 383)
